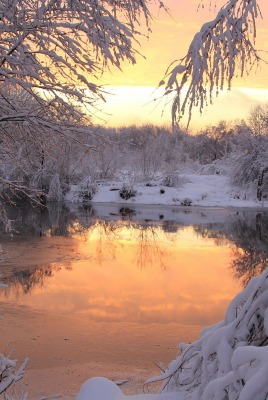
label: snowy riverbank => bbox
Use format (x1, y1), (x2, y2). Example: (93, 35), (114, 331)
(65, 174), (268, 209)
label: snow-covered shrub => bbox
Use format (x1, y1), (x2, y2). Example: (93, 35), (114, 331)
(77, 178), (97, 202)
(161, 174), (189, 188)
(199, 163), (221, 175)
(161, 175), (180, 188)
(181, 198), (192, 206)
(229, 134), (268, 200)
(119, 183), (136, 200)
(0, 284), (28, 398)
(146, 268), (268, 400)
(47, 173), (63, 202)
(0, 354), (28, 396)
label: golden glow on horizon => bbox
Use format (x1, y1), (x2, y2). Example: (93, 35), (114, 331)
(100, 85), (268, 130)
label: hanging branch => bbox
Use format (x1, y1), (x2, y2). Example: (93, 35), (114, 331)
(162, 0), (263, 128)
(0, 0), (165, 124)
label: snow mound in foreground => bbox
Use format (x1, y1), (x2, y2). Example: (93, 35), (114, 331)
(147, 267), (268, 399)
(76, 269), (268, 400)
(76, 377), (123, 400)
(75, 377), (179, 400)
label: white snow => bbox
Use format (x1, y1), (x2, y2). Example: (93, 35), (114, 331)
(75, 377), (180, 400)
(76, 377), (124, 400)
(65, 174), (268, 208)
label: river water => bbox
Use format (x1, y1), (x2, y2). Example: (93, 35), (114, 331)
(0, 203), (267, 399)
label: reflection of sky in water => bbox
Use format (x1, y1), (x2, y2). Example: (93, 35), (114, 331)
(1, 211), (267, 397)
(0, 220), (245, 397)
(0, 223), (241, 328)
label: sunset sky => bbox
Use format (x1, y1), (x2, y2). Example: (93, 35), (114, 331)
(99, 0), (268, 131)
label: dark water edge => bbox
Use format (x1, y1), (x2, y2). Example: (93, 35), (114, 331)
(1, 200), (268, 233)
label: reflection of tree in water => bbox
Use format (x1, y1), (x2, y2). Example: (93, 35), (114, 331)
(5, 203), (268, 290)
(162, 220), (178, 234)
(232, 246), (268, 287)
(119, 207), (136, 219)
(193, 225), (228, 247)
(89, 218), (178, 270)
(86, 219), (121, 265)
(135, 224), (168, 270)
(1, 219), (174, 296)
(85, 219), (171, 270)
(1, 202), (94, 237)
(2, 265), (54, 296)
(229, 212), (268, 286)
(2, 261), (75, 296)
(195, 212), (268, 286)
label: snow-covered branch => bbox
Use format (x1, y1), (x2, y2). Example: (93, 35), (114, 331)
(163, 0), (263, 128)
(0, 0), (161, 121)
(0, 355), (28, 395)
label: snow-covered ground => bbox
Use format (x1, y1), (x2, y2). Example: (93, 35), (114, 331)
(65, 174), (268, 208)
(76, 377), (178, 400)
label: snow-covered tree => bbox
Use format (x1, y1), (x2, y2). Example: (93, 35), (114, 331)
(162, 0), (263, 127)
(248, 104), (268, 136)
(1, 0), (264, 129)
(47, 173), (63, 202)
(0, 0), (160, 122)
(229, 128), (268, 200)
(0, 0), (164, 201)
(1, 0), (266, 200)
(77, 177), (97, 201)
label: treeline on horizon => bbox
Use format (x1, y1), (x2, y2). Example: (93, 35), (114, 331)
(1, 103), (268, 203)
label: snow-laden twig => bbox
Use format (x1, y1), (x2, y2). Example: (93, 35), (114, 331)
(0, 355), (28, 395)
(163, 0), (263, 128)
(0, 0), (163, 118)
